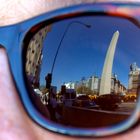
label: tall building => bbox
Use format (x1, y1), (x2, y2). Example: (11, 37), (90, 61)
(26, 25), (51, 88)
(87, 76), (100, 94)
(128, 62), (140, 95)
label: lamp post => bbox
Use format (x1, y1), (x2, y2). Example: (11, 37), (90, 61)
(45, 21), (91, 104)
(51, 21), (91, 75)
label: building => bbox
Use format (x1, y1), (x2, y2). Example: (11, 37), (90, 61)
(26, 25), (51, 88)
(128, 62), (140, 95)
(88, 76), (100, 93)
(64, 74), (126, 96)
(111, 74), (126, 94)
(64, 82), (76, 89)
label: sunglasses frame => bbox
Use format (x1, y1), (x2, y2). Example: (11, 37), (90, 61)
(0, 2), (140, 138)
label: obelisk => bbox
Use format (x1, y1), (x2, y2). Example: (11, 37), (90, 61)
(99, 31), (119, 95)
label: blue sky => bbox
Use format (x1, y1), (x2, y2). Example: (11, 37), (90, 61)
(40, 16), (140, 90)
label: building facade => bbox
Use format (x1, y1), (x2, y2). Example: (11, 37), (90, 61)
(26, 25), (51, 88)
(128, 62), (140, 95)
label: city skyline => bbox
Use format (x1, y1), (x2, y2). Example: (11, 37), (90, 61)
(38, 16), (140, 91)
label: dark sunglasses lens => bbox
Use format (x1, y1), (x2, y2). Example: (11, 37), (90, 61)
(25, 16), (140, 128)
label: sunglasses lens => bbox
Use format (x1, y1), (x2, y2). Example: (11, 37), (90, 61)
(25, 15), (140, 128)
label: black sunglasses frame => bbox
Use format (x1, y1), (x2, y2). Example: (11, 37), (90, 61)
(0, 2), (140, 138)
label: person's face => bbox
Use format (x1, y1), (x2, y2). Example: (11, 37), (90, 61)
(0, 0), (140, 140)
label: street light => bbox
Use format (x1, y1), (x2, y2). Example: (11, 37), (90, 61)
(51, 21), (91, 75)
(45, 21), (91, 92)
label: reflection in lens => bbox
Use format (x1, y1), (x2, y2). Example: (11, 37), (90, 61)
(25, 16), (140, 128)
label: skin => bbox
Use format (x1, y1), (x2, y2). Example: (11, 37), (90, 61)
(0, 0), (140, 139)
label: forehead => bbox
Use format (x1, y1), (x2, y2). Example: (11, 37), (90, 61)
(0, 0), (140, 26)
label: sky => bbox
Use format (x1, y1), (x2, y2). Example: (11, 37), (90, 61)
(39, 15), (140, 90)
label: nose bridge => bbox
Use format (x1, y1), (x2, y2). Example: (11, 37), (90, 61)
(0, 25), (20, 50)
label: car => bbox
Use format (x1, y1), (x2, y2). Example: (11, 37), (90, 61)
(95, 94), (121, 110)
(73, 95), (95, 107)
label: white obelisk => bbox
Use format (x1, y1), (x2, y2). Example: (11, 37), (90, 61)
(99, 31), (119, 95)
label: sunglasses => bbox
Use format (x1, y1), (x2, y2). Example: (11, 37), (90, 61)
(1, 2), (140, 138)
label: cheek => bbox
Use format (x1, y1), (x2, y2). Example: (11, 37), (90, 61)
(0, 48), (15, 91)
(0, 49), (38, 140)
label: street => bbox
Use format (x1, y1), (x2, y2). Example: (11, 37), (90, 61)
(116, 102), (136, 113)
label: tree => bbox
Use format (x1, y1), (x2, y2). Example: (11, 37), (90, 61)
(76, 85), (94, 95)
